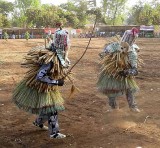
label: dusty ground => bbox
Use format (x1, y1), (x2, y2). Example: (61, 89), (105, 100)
(0, 37), (160, 148)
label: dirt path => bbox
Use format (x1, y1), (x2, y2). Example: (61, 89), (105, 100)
(0, 38), (160, 148)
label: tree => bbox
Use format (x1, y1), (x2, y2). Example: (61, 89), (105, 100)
(101, 0), (127, 25)
(0, 14), (2, 27)
(0, 0), (14, 27)
(15, 0), (41, 14)
(87, 0), (96, 7)
(152, 2), (160, 25)
(4, 32), (9, 41)
(25, 7), (42, 28)
(64, 11), (79, 28)
(12, 0), (41, 28)
(126, 0), (160, 25)
(126, 1), (144, 25)
(40, 4), (66, 28)
(0, 0), (14, 16)
(139, 4), (153, 25)
(24, 31), (30, 40)
(60, 0), (89, 28)
(12, 11), (28, 28)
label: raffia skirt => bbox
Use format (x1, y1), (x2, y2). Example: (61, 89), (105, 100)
(12, 47), (67, 114)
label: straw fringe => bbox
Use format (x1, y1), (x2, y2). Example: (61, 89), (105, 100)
(12, 46), (72, 114)
(97, 42), (140, 96)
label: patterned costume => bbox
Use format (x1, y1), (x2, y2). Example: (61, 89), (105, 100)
(97, 28), (141, 112)
(12, 26), (70, 138)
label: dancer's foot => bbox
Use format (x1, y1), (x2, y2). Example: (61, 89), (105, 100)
(106, 106), (119, 112)
(130, 107), (140, 113)
(33, 121), (48, 130)
(50, 133), (66, 139)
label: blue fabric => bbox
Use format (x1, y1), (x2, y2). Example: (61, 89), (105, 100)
(36, 62), (57, 85)
(127, 68), (138, 76)
(104, 42), (120, 53)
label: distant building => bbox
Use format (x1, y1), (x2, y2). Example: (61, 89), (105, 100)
(139, 25), (154, 38)
(96, 25), (140, 37)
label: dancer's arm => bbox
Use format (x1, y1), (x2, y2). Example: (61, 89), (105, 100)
(36, 62), (64, 86)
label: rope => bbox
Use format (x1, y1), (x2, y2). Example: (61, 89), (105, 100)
(63, 16), (98, 79)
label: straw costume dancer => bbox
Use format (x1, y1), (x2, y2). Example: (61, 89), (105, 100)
(97, 28), (143, 112)
(12, 23), (71, 138)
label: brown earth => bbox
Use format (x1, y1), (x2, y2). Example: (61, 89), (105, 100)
(0, 38), (160, 148)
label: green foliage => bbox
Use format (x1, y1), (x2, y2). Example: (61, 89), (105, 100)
(127, 0), (160, 25)
(3, 32), (9, 41)
(0, 0), (14, 16)
(0, 14), (2, 27)
(0, 14), (11, 28)
(12, 13), (27, 28)
(64, 11), (79, 28)
(25, 7), (42, 28)
(24, 31), (30, 40)
(87, 8), (103, 19)
(2, 0), (159, 28)
(139, 4), (153, 25)
(101, 0), (127, 25)
(15, 0), (41, 13)
(25, 5), (67, 28)
(60, 1), (88, 28)
(12, 0), (41, 27)
(0, 0), (14, 27)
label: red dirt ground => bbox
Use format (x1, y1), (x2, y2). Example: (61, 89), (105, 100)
(0, 38), (160, 148)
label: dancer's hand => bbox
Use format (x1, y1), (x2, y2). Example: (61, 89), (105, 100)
(57, 79), (64, 86)
(118, 70), (127, 77)
(51, 79), (64, 86)
(118, 68), (138, 77)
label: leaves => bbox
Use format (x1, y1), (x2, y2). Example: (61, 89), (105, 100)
(101, 0), (127, 25)
(127, 1), (160, 25)
(1, 0), (160, 28)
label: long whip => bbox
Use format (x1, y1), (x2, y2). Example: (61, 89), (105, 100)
(63, 16), (97, 79)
